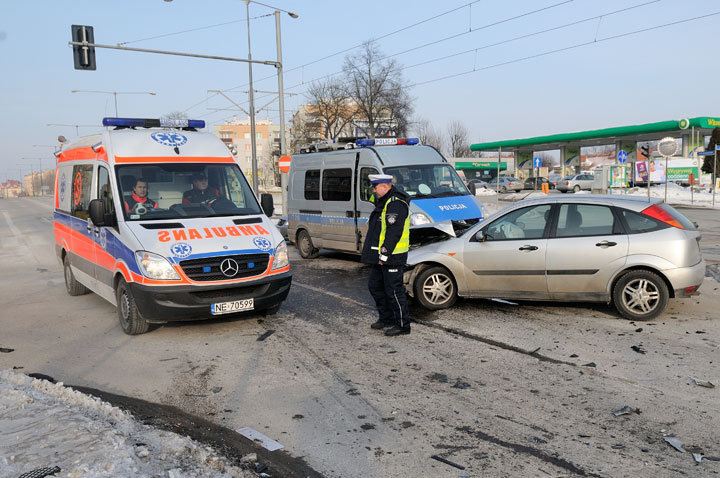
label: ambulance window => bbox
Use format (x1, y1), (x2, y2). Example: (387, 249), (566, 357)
(359, 167), (378, 202)
(304, 170), (320, 200)
(322, 168), (352, 202)
(97, 166), (114, 215)
(71, 164), (93, 219)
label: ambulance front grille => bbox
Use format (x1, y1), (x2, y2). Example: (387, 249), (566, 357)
(179, 253), (270, 281)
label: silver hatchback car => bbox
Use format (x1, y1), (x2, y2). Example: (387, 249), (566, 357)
(557, 173), (594, 193)
(405, 196), (705, 320)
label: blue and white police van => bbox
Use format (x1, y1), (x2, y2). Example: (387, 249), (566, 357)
(287, 138), (486, 258)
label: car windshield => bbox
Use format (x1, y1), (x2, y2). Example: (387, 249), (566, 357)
(385, 164), (470, 198)
(116, 163), (262, 221)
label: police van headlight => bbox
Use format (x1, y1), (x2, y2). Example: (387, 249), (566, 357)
(410, 213), (431, 226)
(271, 240), (289, 270)
(135, 251), (181, 280)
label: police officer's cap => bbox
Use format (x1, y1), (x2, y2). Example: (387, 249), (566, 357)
(369, 174), (393, 185)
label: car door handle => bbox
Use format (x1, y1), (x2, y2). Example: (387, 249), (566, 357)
(595, 241), (617, 247)
(519, 245), (538, 251)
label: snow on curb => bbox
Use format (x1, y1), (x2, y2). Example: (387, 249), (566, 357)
(0, 370), (251, 477)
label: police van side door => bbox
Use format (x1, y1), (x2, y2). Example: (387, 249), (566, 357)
(320, 152), (356, 251)
(355, 162), (379, 252)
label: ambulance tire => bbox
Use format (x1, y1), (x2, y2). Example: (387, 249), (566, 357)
(263, 303), (281, 316)
(297, 230), (319, 259)
(64, 255), (90, 296)
(116, 278), (150, 335)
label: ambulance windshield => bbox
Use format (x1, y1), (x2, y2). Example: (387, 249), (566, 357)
(116, 163), (262, 220)
(384, 164), (471, 199)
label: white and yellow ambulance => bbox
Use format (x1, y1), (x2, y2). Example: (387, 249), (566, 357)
(54, 117), (291, 334)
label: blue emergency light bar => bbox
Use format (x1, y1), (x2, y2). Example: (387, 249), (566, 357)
(355, 138), (419, 147)
(102, 117), (206, 129)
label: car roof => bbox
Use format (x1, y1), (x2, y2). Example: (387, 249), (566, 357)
(515, 194), (661, 209)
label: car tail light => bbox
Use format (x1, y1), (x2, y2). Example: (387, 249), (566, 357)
(641, 204), (684, 229)
(565, 181), (569, 185)
(685, 286), (698, 294)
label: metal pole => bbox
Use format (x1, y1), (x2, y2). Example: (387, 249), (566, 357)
(496, 147), (501, 208)
(664, 155), (668, 204)
(114, 92), (118, 116)
(38, 160), (43, 196)
(246, 0), (259, 196)
(713, 148), (717, 207)
(275, 11), (288, 214)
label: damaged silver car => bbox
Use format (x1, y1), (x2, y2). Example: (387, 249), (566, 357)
(405, 196), (705, 320)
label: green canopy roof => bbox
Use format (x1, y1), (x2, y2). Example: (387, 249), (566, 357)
(471, 117), (720, 151)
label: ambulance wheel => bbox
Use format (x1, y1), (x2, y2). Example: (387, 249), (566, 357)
(63, 255), (89, 296)
(116, 278), (150, 335)
(297, 230), (319, 259)
(263, 304), (281, 316)
(414, 266), (457, 310)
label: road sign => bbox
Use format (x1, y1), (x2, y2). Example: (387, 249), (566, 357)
(617, 150), (628, 163)
(533, 157), (542, 168)
(278, 155), (292, 173)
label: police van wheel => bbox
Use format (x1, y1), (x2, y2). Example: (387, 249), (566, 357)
(116, 278), (150, 335)
(297, 230), (319, 259)
(414, 266), (457, 310)
(63, 255), (89, 296)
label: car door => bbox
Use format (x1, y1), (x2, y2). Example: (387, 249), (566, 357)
(545, 203), (628, 300)
(461, 203), (552, 299)
(319, 153), (356, 251)
(68, 163), (96, 285)
(356, 163), (379, 251)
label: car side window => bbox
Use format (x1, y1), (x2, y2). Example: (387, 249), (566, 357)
(304, 170), (320, 200)
(97, 166), (114, 215)
(620, 208), (668, 233)
(71, 164), (93, 220)
(485, 204), (551, 241)
(556, 204), (615, 238)
(359, 167), (379, 202)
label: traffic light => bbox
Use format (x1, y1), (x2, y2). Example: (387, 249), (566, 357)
(639, 144), (650, 159)
(71, 25), (96, 70)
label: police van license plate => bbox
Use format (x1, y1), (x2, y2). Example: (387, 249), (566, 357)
(211, 299), (254, 315)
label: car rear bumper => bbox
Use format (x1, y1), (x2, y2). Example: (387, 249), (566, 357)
(664, 260), (706, 297)
(129, 271), (292, 322)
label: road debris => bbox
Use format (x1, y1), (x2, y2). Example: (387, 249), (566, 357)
(582, 362), (597, 368)
(430, 455), (466, 470)
(690, 377), (716, 388)
(490, 298), (518, 305)
(612, 407), (632, 417)
(236, 427), (284, 451)
(257, 330), (275, 341)
(28, 373), (55, 383)
(663, 436), (687, 453)
(631, 345), (646, 354)
(0, 347), (14, 353)
(211, 386), (223, 393)
(693, 453), (703, 463)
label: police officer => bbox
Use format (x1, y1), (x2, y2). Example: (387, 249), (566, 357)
(124, 178), (157, 215)
(361, 174), (412, 336)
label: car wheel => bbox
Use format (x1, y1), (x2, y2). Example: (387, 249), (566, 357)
(63, 255), (89, 296)
(414, 266), (457, 310)
(573, 185), (581, 193)
(116, 278), (150, 335)
(560, 190), (567, 193)
(264, 303), (281, 316)
(296, 230), (319, 259)
(501, 186), (507, 193)
(612, 270), (669, 321)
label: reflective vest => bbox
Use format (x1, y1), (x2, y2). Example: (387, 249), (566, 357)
(379, 196), (410, 254)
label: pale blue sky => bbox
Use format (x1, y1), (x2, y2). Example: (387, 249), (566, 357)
(1, 0), (718, 182)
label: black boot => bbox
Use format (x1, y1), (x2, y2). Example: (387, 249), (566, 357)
(371, 320), (393, 330)
(384, 325), (410, 336)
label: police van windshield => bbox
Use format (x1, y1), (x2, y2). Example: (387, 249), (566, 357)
(385, 164), (471, 198)
(116, 163), (262, 221)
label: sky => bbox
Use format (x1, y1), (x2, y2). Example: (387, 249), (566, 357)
(1, 0), (718, 183)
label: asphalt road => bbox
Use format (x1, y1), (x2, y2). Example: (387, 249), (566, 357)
(2, 197), (720, 477)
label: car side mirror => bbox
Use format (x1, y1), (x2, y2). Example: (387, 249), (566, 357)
(474, 230), (486, 242)
(89, 199), (106, 226)
(260, 193), (274, 217)
(467, 182), (476, 195)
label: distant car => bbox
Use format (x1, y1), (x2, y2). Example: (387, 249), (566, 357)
(522, 177), (555, 190)
(274, 215), (289, 242)
(557, 174), (594, 193)
(486, 176), (522, 193)
(406, 195), (704, 320)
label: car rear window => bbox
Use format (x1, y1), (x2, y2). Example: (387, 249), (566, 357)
(620, 208), (668, 233)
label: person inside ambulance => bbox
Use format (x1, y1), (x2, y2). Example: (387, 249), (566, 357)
(124, 178), (157, 215)
(182, 173), (221, 205)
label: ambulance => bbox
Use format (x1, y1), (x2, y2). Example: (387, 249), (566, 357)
(54, 117), (291, 334)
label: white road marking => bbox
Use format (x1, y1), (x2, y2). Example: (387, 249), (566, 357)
(293, 281), (372, 309)
(2, 211), (23, 238)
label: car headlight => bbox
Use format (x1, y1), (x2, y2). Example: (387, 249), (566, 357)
(271, 240), (289, 270)
(410, 213), (431, 226)
(135, 251), (181, 280)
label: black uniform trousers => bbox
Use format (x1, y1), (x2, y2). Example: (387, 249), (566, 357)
(368, 263), (410, 330)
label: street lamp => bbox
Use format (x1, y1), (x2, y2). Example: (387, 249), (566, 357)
(71, 90), (157, 116)
(47, 124), (97, 136)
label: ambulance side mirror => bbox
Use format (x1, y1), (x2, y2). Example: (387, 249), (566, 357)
(89, 199), (117, 227)
(260, 193), (274, 217)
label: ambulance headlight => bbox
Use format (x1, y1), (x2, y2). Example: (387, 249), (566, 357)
(410, 213), (431, 226)
(135, 251), (181, 280)
(271, 240), (289, 270)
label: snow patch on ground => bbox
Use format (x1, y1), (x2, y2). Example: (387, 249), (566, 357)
(0, 370), (252, 477)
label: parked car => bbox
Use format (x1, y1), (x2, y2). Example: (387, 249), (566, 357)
(557, 174), (594, 193)
(466, 179), (490, 195)
(486, 176), (522, 193)
(406, 196), (704, 320)
(522, 177), (555, 190)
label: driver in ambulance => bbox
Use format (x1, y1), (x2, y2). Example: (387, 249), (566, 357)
(124, 178), (157, 215)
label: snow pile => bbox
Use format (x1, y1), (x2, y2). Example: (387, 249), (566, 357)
(0, 370), (251, 477)
(624, 185), (720, 208)
(473, 187), (498, 197)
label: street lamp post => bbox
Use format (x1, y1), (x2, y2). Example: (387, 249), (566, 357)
(71, 90), (156, 116)
(243, 0), (260, 195)
(47, 124), (96, 136)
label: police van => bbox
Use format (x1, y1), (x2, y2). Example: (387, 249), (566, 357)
(54, 117), (291, 334)
(287, 138), (486, 258)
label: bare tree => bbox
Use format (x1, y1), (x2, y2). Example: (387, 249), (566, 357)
(447, 121), (470, 158)
(342, 41), (413, 138)
(306, 78), (356, 140)
(413, 118), (444, 152)
(289, 109), (319, 153)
